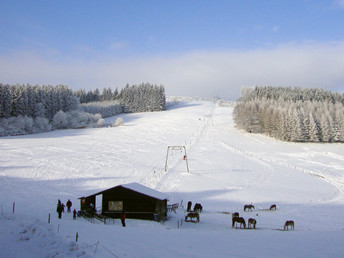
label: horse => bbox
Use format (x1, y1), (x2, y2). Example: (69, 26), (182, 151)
(185, 212), (200, 222)
(244, 204), (255, 211)
(270, 204), (277, 210)
(248, 218), (257, 229)
(232, 212), (239, 218)
(284, 220), (294, 230)
(193, 203), (203, 212)
(232, 217), (246, 228)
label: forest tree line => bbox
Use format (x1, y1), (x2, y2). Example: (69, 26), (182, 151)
(75, 83), (166, 114)
(233, 86), (344, 142)
(0, 83), (166, 136)
(0, 84), (79, 119)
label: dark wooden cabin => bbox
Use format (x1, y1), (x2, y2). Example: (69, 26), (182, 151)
(79, 182), (168, 221)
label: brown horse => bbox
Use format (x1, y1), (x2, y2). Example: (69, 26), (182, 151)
(232, 212), (239, 218)
(284, 220), (294, 230)
(232, 217), (246, 228)
(270, 204), (277, 210)
(248, 218), (257, 229)
(193, 203), (203, 212)
(244, 204), (255, 211)
(185, 212), (200, 222)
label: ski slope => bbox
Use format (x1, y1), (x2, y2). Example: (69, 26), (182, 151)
(1, 99), (344, 257)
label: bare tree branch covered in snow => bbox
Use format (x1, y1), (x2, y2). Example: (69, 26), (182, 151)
(233, 86), (344, 142)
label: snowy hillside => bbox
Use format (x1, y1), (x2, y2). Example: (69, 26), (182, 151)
(1, 100), (344, 257)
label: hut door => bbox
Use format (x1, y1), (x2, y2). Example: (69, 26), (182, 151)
(96, 194), (103, 213)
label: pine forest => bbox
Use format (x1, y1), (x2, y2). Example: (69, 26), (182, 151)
(0, 83), (166, 136)
(233, 86), (344, 142)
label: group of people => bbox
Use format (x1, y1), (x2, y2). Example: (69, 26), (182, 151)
(56, 199), (126, 227)
(56, 199), (77, 219)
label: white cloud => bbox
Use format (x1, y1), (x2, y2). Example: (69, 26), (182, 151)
(1, 42), (344, 100)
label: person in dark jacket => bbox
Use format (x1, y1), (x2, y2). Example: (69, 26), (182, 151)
(66, 199), (72, 213)
(121, 209), (126, 227)
(73, 209), (77, 220)
(56, 203), (63, 219)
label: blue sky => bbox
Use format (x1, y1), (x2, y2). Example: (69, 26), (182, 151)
(1, 0), (344, 100)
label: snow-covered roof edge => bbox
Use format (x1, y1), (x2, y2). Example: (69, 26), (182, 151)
(80, 182), (169, 200)
(121, 182), (169, 200)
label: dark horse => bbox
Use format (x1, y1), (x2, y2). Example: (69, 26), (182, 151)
(284, 220), (294, 230)
(270, 204), (277, 210)
(248, 218), (257, 229)
(244, 204), (255, 211)
(232, 212), (239, 218)
(193, 203), (203, 212)
(187, 201), (192, 212)
(232, 217), (246, 228)
(185, 212), (200, 222)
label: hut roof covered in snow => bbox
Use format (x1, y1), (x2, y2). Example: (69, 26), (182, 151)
(90, 182), (169, 200)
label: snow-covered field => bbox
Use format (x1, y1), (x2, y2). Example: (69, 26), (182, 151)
(1, 100), (344, 257)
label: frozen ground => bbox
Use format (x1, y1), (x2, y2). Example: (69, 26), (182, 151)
(1, 99), (344, 257)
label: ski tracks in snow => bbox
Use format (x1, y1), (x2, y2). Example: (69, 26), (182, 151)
(222, 136), (342, 202)
(221, 141), (274, 188)
(144, 102), (217, 193)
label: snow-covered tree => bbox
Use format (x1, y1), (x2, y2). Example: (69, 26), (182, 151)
(52, 110), (68, 129)
(114, 117), (124, 127)
(234, 86), (344, 142)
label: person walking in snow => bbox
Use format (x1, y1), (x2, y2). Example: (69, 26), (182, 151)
(56, 203), (63, 219)
(73, 209), (77, 220)
(66, 199), (72, 213)
(121, 209), (126, 227)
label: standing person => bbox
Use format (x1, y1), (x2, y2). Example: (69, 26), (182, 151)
(73, 209), (77, 220)
(56, 203), (63, 219)
(121, 209), (126, 227)
(66, 199), (72, 213)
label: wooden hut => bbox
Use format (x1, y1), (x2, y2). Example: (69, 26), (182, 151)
(79, 182), (168, 221)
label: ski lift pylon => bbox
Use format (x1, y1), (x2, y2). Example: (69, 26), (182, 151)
(165, 145), (189, 172)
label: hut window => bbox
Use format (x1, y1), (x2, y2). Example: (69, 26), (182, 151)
(108, 201), (123, 211)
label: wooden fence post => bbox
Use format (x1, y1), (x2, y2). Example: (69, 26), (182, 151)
(93, 241), (99, 257)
